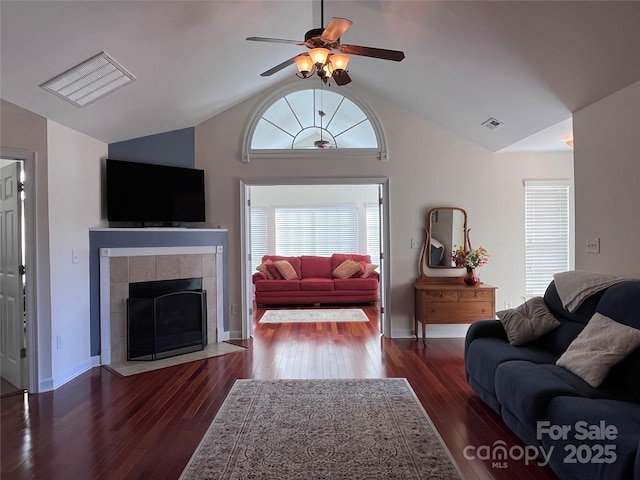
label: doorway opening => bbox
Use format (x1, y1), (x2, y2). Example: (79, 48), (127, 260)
(241, 178), (390, 339)
(0, 157), (27, 396)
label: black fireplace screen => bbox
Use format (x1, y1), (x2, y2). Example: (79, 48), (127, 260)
(127, 278), (207, 361)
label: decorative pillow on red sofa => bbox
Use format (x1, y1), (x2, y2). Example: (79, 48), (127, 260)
(274, 260), (299, 280)
(333, 259), (363, 279)
(331, 254), (371, 272)
(262, 255), (302, 278)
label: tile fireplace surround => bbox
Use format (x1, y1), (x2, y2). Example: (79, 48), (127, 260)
(99, 246), (225, 365)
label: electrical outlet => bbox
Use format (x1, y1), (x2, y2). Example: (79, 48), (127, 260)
(411, 238), (420, 249)
(72, 250), (79, 264)
(56, 335), (63, 349)
(231, 304), (239, 315)
(586, 237), (600, 254)
(504, 301), (513, 309)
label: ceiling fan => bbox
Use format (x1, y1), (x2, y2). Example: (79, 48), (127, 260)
(246, 0), (405, 86)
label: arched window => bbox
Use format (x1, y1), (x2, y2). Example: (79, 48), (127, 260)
(242, 84), (387, 162)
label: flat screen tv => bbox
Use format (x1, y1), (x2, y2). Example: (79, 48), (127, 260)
(106, 159), (205, 224)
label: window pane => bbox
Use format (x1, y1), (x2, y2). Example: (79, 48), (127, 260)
(275, 206), (357, 256)
(366, 204), (380, 266)
(251, 87), (378, 150)
(525, 182), (570, 295)
(250, 207), (268, 271)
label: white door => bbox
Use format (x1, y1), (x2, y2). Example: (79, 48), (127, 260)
(0, 161), (25, 389)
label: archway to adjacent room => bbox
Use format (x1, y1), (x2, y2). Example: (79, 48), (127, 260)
(240, 178), (390, 340)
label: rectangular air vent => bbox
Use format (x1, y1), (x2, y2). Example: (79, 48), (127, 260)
(40, 52), (135, 108)
(481, 118), (504, 130)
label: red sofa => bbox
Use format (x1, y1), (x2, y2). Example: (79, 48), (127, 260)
(252, 254), (379, 306)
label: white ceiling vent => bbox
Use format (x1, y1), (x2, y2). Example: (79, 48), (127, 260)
(481, 118), (504, 130)
(40, 52), (135, 108)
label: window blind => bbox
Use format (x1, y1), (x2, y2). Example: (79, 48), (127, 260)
(275, 206), (358, 256)
(366, 203), (380, 266)
(524, 180), (570, 296)
(250, 206), (268, 271)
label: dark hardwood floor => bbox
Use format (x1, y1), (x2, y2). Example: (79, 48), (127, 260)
(1, 307), (557, 479)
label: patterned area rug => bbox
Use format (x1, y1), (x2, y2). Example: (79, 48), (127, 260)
(259, 308), (369, 323)
(180, 379), (462, 480)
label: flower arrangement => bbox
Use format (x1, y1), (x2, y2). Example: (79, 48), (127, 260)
(452, 245), (489, 269)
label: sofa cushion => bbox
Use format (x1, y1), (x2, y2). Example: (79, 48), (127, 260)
(360, 263), (378, 278)
(331, 254), (371, 271)
(300, 256), (333, 279)
(556, 312), (640, 387)
(254, 280), (300, 292)
(300, 278), (334, 291)
(334, 277), (378, 291)
(274, 260), (299, 280)
(543, 397), (640, 480)
(466, 340), (559, 403)
(262, 255), (302, 278)
(497, 296), (561, 345)
(496, 362), (628, 448)
(531, 280), (607, 356)
(256, 259), (275, 279)
(332, 259), (362, 279)
(266, 262), (283, 279)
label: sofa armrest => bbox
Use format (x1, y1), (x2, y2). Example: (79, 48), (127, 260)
(465, 320), (508, 358)
(252, 272), (267, 283)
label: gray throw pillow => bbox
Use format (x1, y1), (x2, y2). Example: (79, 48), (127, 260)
(497, 296), (561, 345)
(556, 313), (640, 387)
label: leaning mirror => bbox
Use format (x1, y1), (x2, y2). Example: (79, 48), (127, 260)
(425, 207), (468, 268)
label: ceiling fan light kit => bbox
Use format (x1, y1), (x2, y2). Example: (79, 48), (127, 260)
(247, 4), (404, 87)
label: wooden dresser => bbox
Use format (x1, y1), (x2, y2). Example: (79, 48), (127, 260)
(413, 279), (496, 344)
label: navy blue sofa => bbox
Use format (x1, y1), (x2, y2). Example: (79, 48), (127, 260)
(465, 280), (640, 480)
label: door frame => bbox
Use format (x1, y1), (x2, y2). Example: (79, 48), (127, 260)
(1, 148), (37, 393)
(240, 177), (391, 339)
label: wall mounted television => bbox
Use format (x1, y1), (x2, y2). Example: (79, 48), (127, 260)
(106, 159), (205, 225)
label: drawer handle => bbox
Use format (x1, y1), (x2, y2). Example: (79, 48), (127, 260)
(430, 309), (436, 314)
(439, 293), (444, 298)
(474, 291), (479, 298)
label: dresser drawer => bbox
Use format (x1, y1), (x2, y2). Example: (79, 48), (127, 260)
(423, 290), (458, 302)
(425, 301), (494, 323)
(459, 289), (494, 301)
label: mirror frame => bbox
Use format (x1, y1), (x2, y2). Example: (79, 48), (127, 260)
(419, 207), (468, 276)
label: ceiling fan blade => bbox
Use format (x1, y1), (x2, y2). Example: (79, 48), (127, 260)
(260, 56), (299, 77)
(246, 36), (303, 45)
(339, 44), (405, 62)
(321, 17), (353, 42)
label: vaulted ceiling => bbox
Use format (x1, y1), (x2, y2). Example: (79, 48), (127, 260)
(1, 1), (639, 152)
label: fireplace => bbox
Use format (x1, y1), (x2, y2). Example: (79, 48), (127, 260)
(127, 277), (207, 361)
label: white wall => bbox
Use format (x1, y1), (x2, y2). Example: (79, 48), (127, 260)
(196, 82), (574, 337)
(47, 120), (106, 388)
(573, 80), (640, 277)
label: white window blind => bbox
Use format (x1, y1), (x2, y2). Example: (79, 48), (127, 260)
(250, 206), (268, 271)
(275, 206), (358, 256)
(366, 203), (380, 266)
(525, 180), (570, 296)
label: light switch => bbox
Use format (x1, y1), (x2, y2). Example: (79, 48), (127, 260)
(586, 237), (600, 254)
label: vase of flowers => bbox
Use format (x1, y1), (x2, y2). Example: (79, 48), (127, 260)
(451, 246), (489, 286)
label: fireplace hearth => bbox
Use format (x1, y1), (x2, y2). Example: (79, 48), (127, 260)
(128, 277), (207, 361)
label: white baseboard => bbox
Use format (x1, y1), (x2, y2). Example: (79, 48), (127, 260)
(227, 330), (243, 340)
(52, 359), (93, 390)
